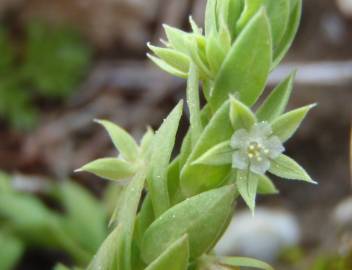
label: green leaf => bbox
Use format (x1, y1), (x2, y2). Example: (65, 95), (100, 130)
(227, 0), (244, 38)
(118, 170), (147, 270)
(257, 174), (279, 195)
(145, 235), (189, 270)
(272, 0), (302, 68)
(147, 54), (188, 79)
(205, 31), (226, 79)
(236, 170), (259, 213)
(269, 154), (316, 183)
(271, 104), (315, 142)
(140, 127), (154, 159)
(210, 9), (272, 110)
(95, 119), (139, 162)
(205, 0), (218, 37)
(148, 101), (183, 217)
(256, 72), (295, 122)
(77, 158), (137, 181)
(212, 255), (274, 270)
(141, 185), (236, 264)
(58, 181), (107, 254)
(192, 141), (232, 166)
(235, 0), (264, 33)
(87, 225), (124, 270)
(264, 0), (290, 48)
(163, 25), (191, 55)
(148, 44), (190, 73)
(187, 62), (203, 147)
(0, 232), (24, 270)
(229, 97), (256, 130)
(181, 101), (233, 196)
(54, 264), (71, 270)
(135, 196), (155, 247)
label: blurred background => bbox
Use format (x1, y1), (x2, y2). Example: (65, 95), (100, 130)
(0, 0), (351, 269)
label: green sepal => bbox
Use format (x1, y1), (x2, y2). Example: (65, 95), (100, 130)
(141, 185), (236, 264)
(148, 101), (183, 217)
(229, 97), (256, 130)
(210, 9), (272, 110)
(236, 170), (259, 213)
(269, 154), (316, 184)
(256, 71), (295, 122)
(140, 127), (154, 160)
(272, 104), (316, 142)
(95, 119), (139, 162)
(192, 141), (232, 166)
(257, 174), (279, 195)
(145, 235), (189, 270)
(76, 158), (137, 181)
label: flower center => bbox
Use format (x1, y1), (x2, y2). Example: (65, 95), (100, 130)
(247, 141), (269, 162)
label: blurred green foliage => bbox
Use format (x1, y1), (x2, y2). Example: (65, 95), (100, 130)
(0, 172), (108, 269)
(311, 252), (352, 270)
(0, 22), (91, 130)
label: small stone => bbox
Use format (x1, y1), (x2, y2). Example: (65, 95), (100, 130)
(215, 207), (300, 262)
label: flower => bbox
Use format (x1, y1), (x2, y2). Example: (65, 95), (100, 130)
(230, 122), (285, 175)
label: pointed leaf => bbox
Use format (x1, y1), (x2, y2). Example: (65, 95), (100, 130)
(87, 225), (123, 270)
(148, 44), (190, 73)
(213, 255), (274, 270)
(210, 9), (272, 110)
(147, 53), (188, 79)
(192, 141), (232, 166)
(235, 0), (263, 33)
(256, 72), (295, 122)
(118, 170), (147, 270)
(181, 101), (233, 196)
(95, 120), (139, 162)
(148, 101), (183, 217)
(264, 0), (290, 48)
(140, 127), (154, 159)
(187, 62), (203, 147)
(163, 25), (191, 54)
(272, 0), (302, 68)
(236, 170), (259, 212)
(145, 235), (189, 270)
(257, 174), (279, 195)
(206, 31), (226, 75)
(269, 154), (316, 183)
(77, 158), (136, 181)
(141, 185), (236, 264)
(272, 104), (315, 142)
(230, 97), (256, 130)
(205, 0), (218, 37)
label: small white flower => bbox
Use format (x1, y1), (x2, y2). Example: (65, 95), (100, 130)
(230, 122), (285, 175)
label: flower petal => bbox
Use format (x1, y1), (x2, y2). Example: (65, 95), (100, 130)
(250, 158), (271, 175)
(250, 122), (273, 139)
(232, 150), (249, 170)
(231, 129), (249, 149)
(265, 136), (285, 159)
